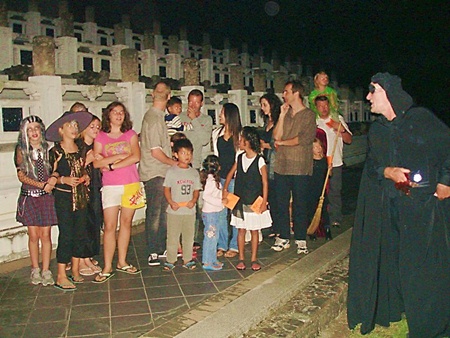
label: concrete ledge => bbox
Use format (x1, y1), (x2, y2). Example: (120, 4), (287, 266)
(170, 229), (352, 338)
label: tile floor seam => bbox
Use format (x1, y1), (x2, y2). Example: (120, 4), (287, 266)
(141, 273), (156, 328)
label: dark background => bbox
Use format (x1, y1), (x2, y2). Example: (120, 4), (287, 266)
(8, 0), (450, 123)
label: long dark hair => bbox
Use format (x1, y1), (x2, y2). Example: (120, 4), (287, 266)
(259, 93), (282, 126)
(221, 103), (242, 150)
(101, 101), (133, 133)
(200, 155), (221, 190)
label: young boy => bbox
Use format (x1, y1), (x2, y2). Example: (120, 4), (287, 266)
(163, 138), (201, 270)
(165, 96), (184, 137)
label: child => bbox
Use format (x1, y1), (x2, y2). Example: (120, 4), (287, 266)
(93, 102), (143, 283)
(200, 155), (225, 271)
(77, 114), (103, 275)
(46, 110), (93, 290)
(223, 127), (272, 271)
(15, 116), (58, 286)
(308, 138), (332, 240)
(165, 96), (184, 137)
(163, 138), (201, 271)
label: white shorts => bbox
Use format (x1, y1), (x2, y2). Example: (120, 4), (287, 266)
(101, 183), (145, 209)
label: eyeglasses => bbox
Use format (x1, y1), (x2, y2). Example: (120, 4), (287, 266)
(368, 84), (378, 94)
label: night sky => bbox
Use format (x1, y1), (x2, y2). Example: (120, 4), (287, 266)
(8, 0), (450, 121)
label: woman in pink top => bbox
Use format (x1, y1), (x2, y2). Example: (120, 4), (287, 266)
(93, 102), (144, 283)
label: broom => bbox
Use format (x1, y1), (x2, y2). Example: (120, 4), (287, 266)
(307, 122), (342, 235)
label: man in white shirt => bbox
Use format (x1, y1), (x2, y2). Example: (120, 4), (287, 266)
(315, 95), (352, 227)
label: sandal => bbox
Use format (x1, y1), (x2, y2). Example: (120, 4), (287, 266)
(182, 261), (197, 270)
(54, 282), (76, 291)
(224, 250), (238, 258)
(90, 258), (99, 266)
(79, 268), (95, 276)
(236, 260), (246, 270)
(116, 264), (141, 275)
(251, 261), (261, 271)
(92, 272), (115, 284)
(68, 275), (84, 284)
(163, 262), (176, 271)
(217, 249), (225, 257)
(203, 263), (223, 271)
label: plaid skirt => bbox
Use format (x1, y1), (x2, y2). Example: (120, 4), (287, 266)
(16, 193), (58, 226)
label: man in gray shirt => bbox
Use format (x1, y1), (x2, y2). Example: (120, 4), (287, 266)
(139, 81), (176, 266)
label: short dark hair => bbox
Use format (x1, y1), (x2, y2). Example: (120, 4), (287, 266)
(173, 138), (193, 153)
(188, 89), (204, 102)
(314, 95), (329, 104)
(167, 96), (182, 107)
(285, 80), (305, 98)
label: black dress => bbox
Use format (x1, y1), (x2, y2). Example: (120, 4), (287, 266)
(79, 140), (103, 256)
(347, 107), (450, 338)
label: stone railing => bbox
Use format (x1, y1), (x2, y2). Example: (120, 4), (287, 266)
(0, 77), (368, 264)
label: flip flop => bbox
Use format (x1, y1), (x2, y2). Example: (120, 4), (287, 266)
(54, 282), (76, 291)
(203, 264), (223, 271)
(68, 275), (84, 284)
(251, 261), (261, 271)
(182, 261), (196, 270)
(236, 260), (246, 270)
(92, 272), (115, 284)
(79, 268), (95, 276)
(224, 250), (238, 258)
(116, 265), (141, 275)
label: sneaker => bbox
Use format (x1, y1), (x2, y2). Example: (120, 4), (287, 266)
(158, 250), (167, 258)
(148, 253), (161, 266)
(295, 240), (309, 254)
(30, 267), (42, 285)
(41, 270), (55, 286)
(271, 237), (290, 252)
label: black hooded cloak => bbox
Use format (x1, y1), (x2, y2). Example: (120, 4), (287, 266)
(347, 73), (450, 337)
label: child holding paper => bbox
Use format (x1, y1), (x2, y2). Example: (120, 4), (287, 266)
(223, 127), (272, 271)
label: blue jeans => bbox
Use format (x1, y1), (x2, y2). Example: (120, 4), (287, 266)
(274, 173), (311, 240)
(218, 178), (237, 251)
(144, 177), (168, 255)
(202, 212), (220, 265)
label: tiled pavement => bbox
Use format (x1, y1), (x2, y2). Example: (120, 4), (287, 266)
(0, 165), (362, 337)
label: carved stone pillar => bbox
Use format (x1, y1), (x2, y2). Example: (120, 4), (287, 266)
(114, 23), (126, 45)
(183, 58), (200, 86)
(253, 69), (266, 92)
(230, 65), (244, 90)
(273, 72), (288, 93)
(32, 36), (55, 76)
(121, 49), (139, 82)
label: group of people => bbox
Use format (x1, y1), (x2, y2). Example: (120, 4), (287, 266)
(16, 101), (144, 290)
(15, 72), (352, 289)
(15, 71), (449, 336)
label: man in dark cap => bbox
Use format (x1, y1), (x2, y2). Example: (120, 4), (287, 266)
(347, 73), (450, 337)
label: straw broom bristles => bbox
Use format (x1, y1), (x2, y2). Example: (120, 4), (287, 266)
(307, 122), (342, 235)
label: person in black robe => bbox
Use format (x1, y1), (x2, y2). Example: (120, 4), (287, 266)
(347, 72), (450, 338)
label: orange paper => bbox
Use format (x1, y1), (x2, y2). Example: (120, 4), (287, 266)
(177, 201), (188, 207)
(250, 196), (264, 214)
(224, 193), (240, 210)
